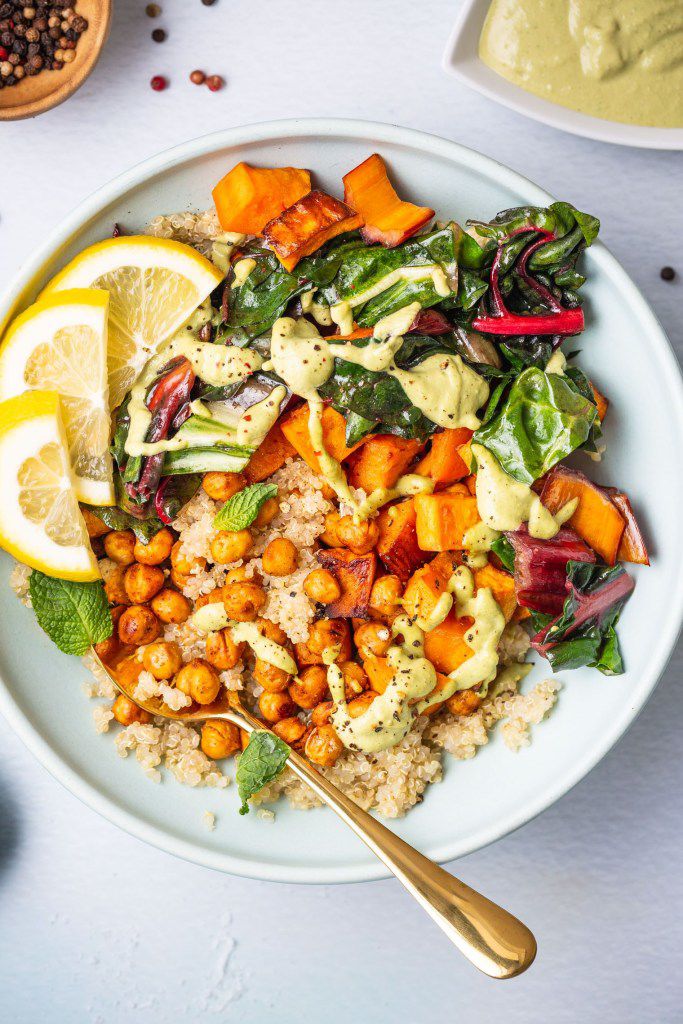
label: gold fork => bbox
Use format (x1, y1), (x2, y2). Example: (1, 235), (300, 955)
(97, 652), (537, 979)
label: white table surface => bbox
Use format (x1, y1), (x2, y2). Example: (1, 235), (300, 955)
(1, 1), (682, 1021)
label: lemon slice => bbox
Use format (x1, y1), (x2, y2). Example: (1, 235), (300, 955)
(0, 289), (113, 506)
(0, 391), (99, 581)
(41, 236), (223, 409)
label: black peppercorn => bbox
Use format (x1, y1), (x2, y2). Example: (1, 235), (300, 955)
(660, 266), (676, 282)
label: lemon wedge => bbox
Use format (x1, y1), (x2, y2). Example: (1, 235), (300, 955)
(41, 236), (223, 409)
(0, 289), (113, 506)
(0, 391), (99, 581)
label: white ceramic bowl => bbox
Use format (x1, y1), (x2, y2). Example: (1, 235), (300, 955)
(1, 119), (682, 884)
(444, 0), (683, 151)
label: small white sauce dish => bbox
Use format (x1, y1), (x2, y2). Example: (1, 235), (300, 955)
(443, 0), (683, 150)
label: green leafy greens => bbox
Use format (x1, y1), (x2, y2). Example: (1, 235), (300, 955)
(236, 730), (290, 814)
(317, 225), (458, 325)
(319, 333), (461, 441)
(491, 536), (515, 573)
(29, 572), (112, 656)
(227, 226), (458, 341)
(532, 562), (634, 675)
(473, 367), (597, 484)
(213, 483), (278, 531)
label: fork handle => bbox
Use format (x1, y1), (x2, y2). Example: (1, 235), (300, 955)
(224, 711), (536, 979)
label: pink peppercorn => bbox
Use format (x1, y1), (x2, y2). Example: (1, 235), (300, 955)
(150, 74), (167, 91)
(206, 74), (223, 91)
(0, 46), (7, 59)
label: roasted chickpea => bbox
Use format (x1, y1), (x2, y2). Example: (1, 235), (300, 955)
(262, 537), (298, 577)
(225, 565), (250, 584)
(202, 471), (246, 502)
(347, 691), (378, 718)
(253, 658), (292, 693)
(142, 640), (183, 680)
(289, 665), (329, 709)
(200, 719), (240, 759)
(446, 689), (482, 717)
(151, 588), (192, 624)
(175, 659), (221, 705)
(118, 606), (161, 646)
(311, 700), (333, 727)
(103, 529), (136, 566)
(369, 575), (404, 624)
(273, 716), (308, 748)
(124, 562), (165, 604)
(255, 617), (289, 646)
(205, 628), (244, 671)
(305, 724), (343, 767)
(195, 586), (228, 610)
(171, 540), (206, 576)
(254, 495), (279, 529)
(258, 690), (296, 724)
(133, 527), (174, 566)
(93, 632), (119, 664)
(303, 568), (341, 604)
(340, 660), (369, 700)
(112, 693), (151, 726)
(82, 508), (111, 539)
(307, 618), (351, 659)
(222, 581), (266, 622)
(294, 639), (324, 668)
(104, 565), (131, 606)
(319, 510), (341, 547)
(170, 568), (192, 591)
(335, 515), (379, 555)
(210, 529), (253, 565)
(354, 621), (392, 660)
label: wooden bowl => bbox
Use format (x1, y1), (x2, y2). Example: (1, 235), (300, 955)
(0, 0), (112, 121)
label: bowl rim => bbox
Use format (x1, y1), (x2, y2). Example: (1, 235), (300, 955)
(442, 0), (683, 151)
(0, 117), (682, 884)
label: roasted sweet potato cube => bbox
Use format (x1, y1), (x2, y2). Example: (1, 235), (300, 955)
(317, 548), (377, 618)
(415, 428), (472, 489)
(541, 467), (625, 564)
(343, 153), (434, 248)
(363, 655), (393, 694)
(473, 563), (517, 622)
(590, 381), (609, 421)
(347, 435), (423, 493)
(244, 422), (296, 483)
(414, 492), (481, 551)
(212, 163), (311, 235)
(280, 403), (365, 474)
(423, 612), (475, 675)
(263, 190), (363, 271)
(376, 499), (428, 582)
(605, 489), (649, 565)
(402, 552), (458, 622)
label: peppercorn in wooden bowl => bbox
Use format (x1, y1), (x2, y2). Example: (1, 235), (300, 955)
(0, 0), (111, 121)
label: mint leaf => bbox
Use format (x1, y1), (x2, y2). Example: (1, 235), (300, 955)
(29, 571), (112, 656)
(236, 730), (290, 814)
(213, 483), (277, 531)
